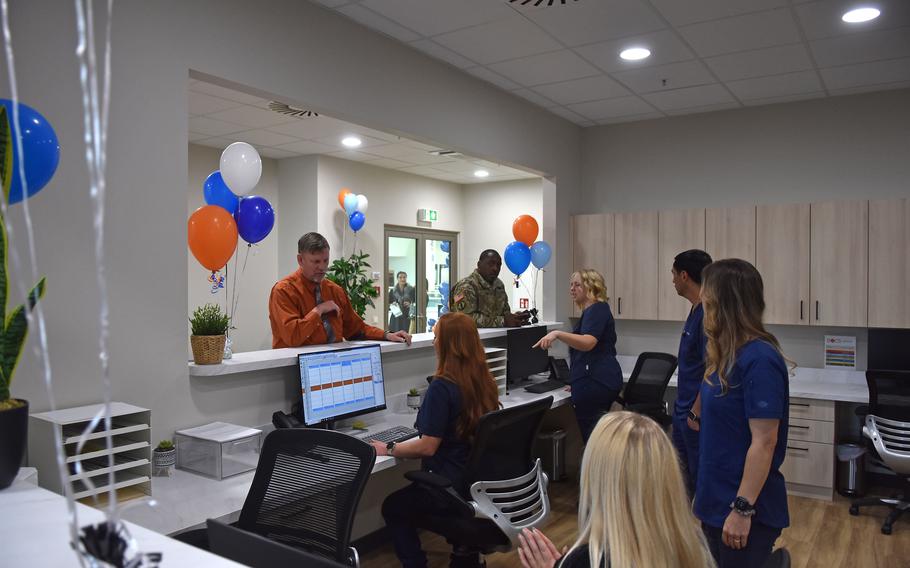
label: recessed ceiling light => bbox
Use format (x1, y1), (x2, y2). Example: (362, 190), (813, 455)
(842, 7), (880, 23)
(620, 47), (650, 61)
(474, 169), (490, 178)
(341, 136), (362, 148)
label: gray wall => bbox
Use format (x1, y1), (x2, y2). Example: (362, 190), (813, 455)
(276, 155), (319, 278)
(6, 0), (580, 441)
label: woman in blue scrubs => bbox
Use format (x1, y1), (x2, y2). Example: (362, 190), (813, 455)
(534, 269), (622, 442)
(695, 259), (790, 568)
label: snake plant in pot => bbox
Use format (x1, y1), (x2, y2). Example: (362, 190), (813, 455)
(0, 210), (46, 489)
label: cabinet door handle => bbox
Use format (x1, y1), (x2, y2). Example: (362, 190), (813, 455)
(787, 445), (810, 452)
(800, 300), (804, 320)
(618, 297), (622, 315)
(815, 300), (819, 321)
(789, 424), (810, 429)
(792, 402), (811, 407)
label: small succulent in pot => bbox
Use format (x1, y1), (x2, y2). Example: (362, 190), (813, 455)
(406, 388), (422, 412)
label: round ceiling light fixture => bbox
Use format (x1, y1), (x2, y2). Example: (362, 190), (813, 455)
(474, 169), (490, 178)
(842, 7), (880, 23)
(341, 136), (362, 148)
(620, 47), (651, 61)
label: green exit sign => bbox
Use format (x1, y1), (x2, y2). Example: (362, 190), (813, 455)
(429, 210), (438, 221)
(417, 208), (439, 223)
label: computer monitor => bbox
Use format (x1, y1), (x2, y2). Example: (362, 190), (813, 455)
(506, 326), (550, 384)
(298, 344), (386, 427)
(869, 328), (910, 371)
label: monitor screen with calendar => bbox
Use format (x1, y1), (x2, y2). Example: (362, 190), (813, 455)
(298, 344), (387, 426)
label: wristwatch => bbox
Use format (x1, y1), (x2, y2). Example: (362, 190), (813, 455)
(687, 410), (700, 423)
(386, 441), (396, 456)
(730, 496), (756, 517)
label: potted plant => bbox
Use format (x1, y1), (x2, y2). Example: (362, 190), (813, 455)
(189, 303), (229, 365)
(0, 211), (46, 489)
(326, 251), (379, 319)
(152, 439), (177, 476)
(406, 388), (422, 412)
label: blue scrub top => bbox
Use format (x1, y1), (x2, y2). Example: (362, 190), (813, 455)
(694, 339), (790, 529)
(674, 303), (707, 417)
(416, 378), (471, 494)
(569, 302), (623, 391)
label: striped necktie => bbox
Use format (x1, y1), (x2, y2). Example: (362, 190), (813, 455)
(314, 283), (336, 343)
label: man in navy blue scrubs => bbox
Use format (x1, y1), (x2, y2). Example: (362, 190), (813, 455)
(670, 249), (712, 496)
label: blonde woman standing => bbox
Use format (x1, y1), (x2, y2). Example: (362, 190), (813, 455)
(695, 259), (790, 568)
(518, 411), (716, 568)
(534, 269), (622, 442)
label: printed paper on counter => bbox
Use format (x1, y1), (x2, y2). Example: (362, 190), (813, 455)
(824, 335), (856, 369)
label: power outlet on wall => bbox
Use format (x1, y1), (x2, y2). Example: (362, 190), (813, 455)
(372, 271), (381, 281)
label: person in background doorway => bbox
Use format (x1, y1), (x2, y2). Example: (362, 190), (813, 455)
(388, 271), (416, 333)
(268, 232), (412, 347)
(532, 269), (622, 442)
(450, 249), (529, 328)
(696, 259), (790, 568)
(671, 249), (713, 497)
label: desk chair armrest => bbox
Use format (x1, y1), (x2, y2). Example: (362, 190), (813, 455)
(405, 470), (452, 489)
(404, 470), (474, 518)
(625, 402), (666, 414)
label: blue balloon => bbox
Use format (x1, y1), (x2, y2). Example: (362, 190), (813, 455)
(349, 211), (365, 232)
(440, 241), (450, 253)
(234, 195), (275, 244)
(0, 100), (60, 204)
(503, 241), (531, 276)
(438, 281), (450, 296)
(203, 171), (239, 215)
(530, 241), (552, 269)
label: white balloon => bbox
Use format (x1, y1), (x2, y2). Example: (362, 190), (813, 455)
(356, 194), (368, 214)
(220, 142), (261, 195)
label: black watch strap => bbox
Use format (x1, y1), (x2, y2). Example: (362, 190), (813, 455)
(687, 410), (700, 423)
(386, 441), (396, 454)
(731, 496), (756, 516)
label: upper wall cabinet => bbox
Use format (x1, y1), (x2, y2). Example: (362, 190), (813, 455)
(614, 211), (658, 320)
(810, 200), (868, 327)
(658, 209), (706, 321)
(706, 206), (756, 264)
(757, 203), (811, 326)
(571, 214), (614, 317)
(869, 198), (910, 328)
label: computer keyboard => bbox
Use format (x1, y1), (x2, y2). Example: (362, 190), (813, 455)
(358, 425), (419, 444)
(524, 379), (566, 394)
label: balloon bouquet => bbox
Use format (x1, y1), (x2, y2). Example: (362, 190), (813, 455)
(336, 187), (369, 255)
(188, 142), (275, 356)
(503, 214), (552, 323)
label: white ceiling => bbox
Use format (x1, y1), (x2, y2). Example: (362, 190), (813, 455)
(313, 0), (910, 126)
(188, 80), (539, 184)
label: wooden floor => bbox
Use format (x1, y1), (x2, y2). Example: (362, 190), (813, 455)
(361, 481), (910, 568)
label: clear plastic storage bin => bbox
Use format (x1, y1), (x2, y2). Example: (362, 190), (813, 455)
(175, 422), (261, 480)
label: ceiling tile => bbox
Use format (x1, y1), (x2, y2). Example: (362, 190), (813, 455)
(568, 96), (657, 120)
(231, 129), (300, 147)
(678, 8), (801, 57)
(595, 112), (665, 125)
(408, 39), (477, 69)
(464, 66), (523, 91)
(313, 0), (349, 7)
(188, 116), (247, 137)
(524, 0), (666, 47)
(741, 91), (826, 107)
(575, 30), (695, 74)
(275, 140), (337, 154)
(393, 152), (457, 166)
(348, 125), (404, 143)
(828, 80), (910, 96)
(435, 161), (485, 174)
(546, 106), (592, 125)
(664, 102), (741, 116)
(266, 116), (358, 139)
(820, 57), (910, 90)
(192, 137), (237, 150)
(433, 15), (562, 65)
(336, 5), (421, 42)
(362, 157), (415, 169)
(704, 43), (814, 82)
(650, 0), (787, 27)
(533, 75), (629, 105)
(188, 132), (209, 142)
(256, 147), (299, 160)
(325, 151), (378, 163)
(726, 70), (823, 100)
(612, 60), (716, 94)
(810, 28), (910, 68)
(358, 143), (421, 159)
(642, 83), (736, 110)
(207, 105), (297, 128)
(314, 133), (388, 148)
(189, 91), (243, 116)
(360, 0), (513, 37)
(511, 89), (559, 108)
(399, 165), (451, 176)
(489, 50), (600, 87)
(189, 82), (269, 105)
(796, 0), (910, 41)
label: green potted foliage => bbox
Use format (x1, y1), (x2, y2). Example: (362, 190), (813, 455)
(0, 211), (46, 489)
(189, 303), (229, 365)
(406, 387), (422, 412)
(326, 251), (379, 319)
(152, 439), (177, 476)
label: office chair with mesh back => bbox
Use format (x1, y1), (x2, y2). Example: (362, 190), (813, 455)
(616, 352), (678, 428)
(405, 396), (553, 567)
(848, 370), (910, 535)
(176, 428), (376, 566)
(207, 519), (347, 568)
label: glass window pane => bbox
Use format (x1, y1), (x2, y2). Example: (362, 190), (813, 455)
(425, 239), (452, 333)
(387, 237), (417, 333)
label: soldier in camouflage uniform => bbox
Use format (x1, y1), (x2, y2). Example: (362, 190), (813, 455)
(450, 250), (530, 328)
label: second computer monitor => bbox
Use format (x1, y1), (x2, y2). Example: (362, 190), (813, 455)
(506, 326), (550, 383)
(298, 344), (386, 427)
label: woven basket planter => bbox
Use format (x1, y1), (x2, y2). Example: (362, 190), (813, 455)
(190, 334), (226, 365)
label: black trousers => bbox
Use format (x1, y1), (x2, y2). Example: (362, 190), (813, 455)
(703, 521), (781, 568)
(570, 379), (621, 443)
(382, 483), (464, 568)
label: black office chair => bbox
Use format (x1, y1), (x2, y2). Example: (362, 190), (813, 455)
(405, 396), (553, 566)
(176, 428), (376, 565)
(207, 519), (347, 568)
(849, 370), (910, 535)
(762, 547), (791, 568)
(616, 352), (678, 428)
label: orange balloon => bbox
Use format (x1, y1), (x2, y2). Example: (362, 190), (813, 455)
(512, 215), (539, 247)
(338, 188), (352, 210)
(188, 205), (239, 271)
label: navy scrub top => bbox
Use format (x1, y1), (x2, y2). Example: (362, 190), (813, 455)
(694, 339), (790, 529)
(415, 378), (471, 494)
(674, 303), (707, 417)
(569, 302), (623, 392)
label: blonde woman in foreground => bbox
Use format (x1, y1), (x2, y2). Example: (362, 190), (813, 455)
(518, 411), (716, 568)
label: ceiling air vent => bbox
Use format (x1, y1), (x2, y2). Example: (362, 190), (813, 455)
(268, 101), (319, 118)
(428, 150), (464, 158)
(508, 0), (579, 6)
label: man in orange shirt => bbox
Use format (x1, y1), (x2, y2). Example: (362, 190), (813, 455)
(269, 232), (412, 348)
